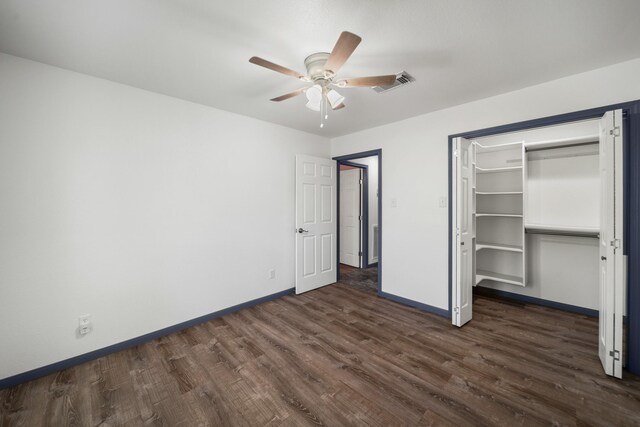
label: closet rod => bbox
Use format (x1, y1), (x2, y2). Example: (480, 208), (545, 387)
(524, 134), (599, 152)
(525, 140), (598, 153)
(525, 228), (599, 238)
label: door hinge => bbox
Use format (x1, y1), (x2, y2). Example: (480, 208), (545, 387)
(359, 179), (363, 184)
(610, 350), (621, 361)
(358, 251), (363, 256)
(611, 239), (621, 249)
(610, 126), (621, 137)
(454, 150), (459, 157)
(454, 307), (460, 313)
(359, 215), (362, 221)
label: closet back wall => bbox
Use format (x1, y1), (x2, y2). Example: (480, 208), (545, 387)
(0, 53), (329, 380)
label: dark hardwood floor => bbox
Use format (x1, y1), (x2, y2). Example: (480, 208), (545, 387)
(2, 282), (640, 426)
(339, 264), (378, 293)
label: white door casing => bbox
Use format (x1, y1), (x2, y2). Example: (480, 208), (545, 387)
(339, 168), (361, 267)
(598, 109), (625, 378)
(452, 137), (475, 327)
(295, 155), (337, 294)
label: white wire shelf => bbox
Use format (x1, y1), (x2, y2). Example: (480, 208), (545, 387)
(476, 242), (523, 253)
(476, 270), (525, 287)
(476, 213), (523, 218)
(476, 166), (523, 174)
(476, 191), (523, 195)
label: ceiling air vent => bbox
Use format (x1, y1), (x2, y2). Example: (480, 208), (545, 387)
(372, 71), (415, 93)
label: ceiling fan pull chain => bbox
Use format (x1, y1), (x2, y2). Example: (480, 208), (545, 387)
(324, 95), (329, 120)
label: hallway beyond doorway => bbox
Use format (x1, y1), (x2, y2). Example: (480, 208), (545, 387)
(339, 264), (377, 293)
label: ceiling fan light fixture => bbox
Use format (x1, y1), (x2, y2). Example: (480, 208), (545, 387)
(326, 89), (345, 109)
(305, 84), (322, 111)
(249, 31), (396, 128)
(305, 100), (320, 111)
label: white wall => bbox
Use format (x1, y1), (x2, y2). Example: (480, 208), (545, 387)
(330, 57), (640, 311)
(349, 156), (379, 265)
(0, 53), (329, 380)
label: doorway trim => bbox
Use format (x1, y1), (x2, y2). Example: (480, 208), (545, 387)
(447, 99), (640, 375)
(339, 160), (369, 269)
(334, 149), (382, 295)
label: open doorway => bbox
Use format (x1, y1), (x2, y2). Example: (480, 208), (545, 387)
(334, 150), (381, 294)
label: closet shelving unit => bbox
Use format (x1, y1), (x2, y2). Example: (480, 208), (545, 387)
(470, 133), (602, 289)
(473, 140), (526, 287)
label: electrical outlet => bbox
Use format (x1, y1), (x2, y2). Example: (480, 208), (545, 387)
(268, 269), (276, 279)
(78, 314), (92, 336)
(391, 198), (398, 208)
(439, 197), (448, 208)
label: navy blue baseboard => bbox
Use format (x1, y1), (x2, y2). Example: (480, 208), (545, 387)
(475, 287), (598, 317)
(379, 291), (449, 318)
(0, 287), (295, 390)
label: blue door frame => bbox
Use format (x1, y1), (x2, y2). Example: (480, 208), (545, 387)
(338, 160), (370, 269)
(333, 149), (382, 295)
(448, 100), (640, 375)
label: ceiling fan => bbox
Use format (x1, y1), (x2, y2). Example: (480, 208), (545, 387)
(249, 31), (396, 128)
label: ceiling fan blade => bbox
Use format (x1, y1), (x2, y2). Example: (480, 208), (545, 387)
(337, 75), (397, 88)
(324, 31), (362, 75)
(249, 56), (305, 79)
(332, 103), (346, 110)
(270, 88), (307, 102)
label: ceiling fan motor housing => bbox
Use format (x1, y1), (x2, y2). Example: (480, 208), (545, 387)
(304, 52), (332, 82)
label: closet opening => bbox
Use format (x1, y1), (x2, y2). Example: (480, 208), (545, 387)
(334, 150), (382, 294)
(449, 103), (640, 380)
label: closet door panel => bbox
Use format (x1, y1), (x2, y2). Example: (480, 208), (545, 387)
(598, 109), (624, 379)
(452, 137), (474, 327)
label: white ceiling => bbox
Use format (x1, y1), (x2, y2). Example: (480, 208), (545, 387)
(1, 0), (640, 138)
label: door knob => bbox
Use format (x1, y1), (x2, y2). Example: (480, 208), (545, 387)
(601, 256), (607, 261)
(297, 228), (309, 234)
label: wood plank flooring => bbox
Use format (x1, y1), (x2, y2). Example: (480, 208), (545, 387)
(338, 264), (378, 293)
(2, 283), (640, 426)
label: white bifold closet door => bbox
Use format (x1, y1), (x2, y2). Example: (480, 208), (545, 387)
(452, 137), (475, 327)
(598, 109), (625, 378)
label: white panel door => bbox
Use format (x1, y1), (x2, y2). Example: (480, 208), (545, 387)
(452, 137), (475, 327)
(598, 109), (625, 378)
(295, 155), (337, 294)
(340, 168), (361, 267)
